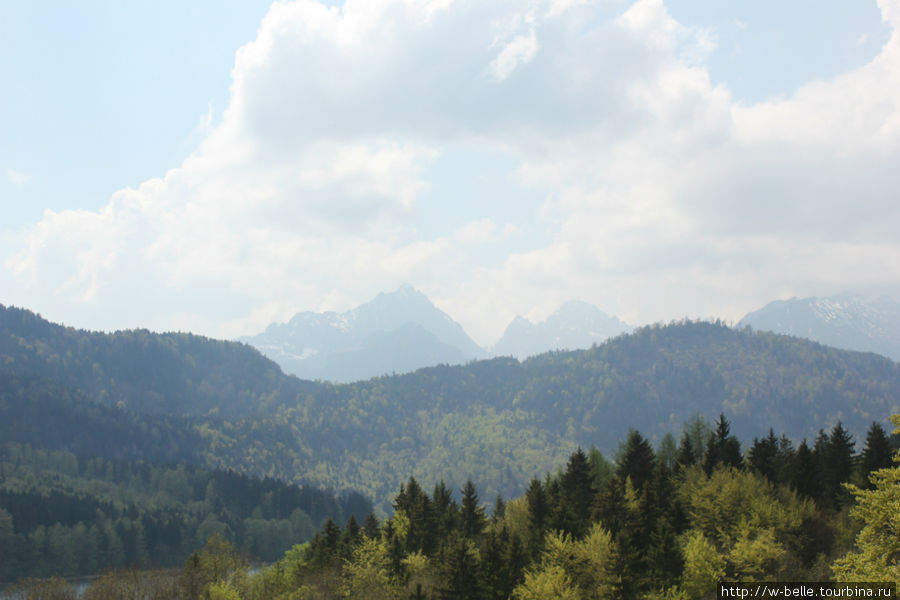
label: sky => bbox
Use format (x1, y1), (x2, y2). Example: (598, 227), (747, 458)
(2, 0), (898, 348)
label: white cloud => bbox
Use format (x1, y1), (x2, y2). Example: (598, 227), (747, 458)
(6, 169), (31, 187)
(4, 0), (900, 346)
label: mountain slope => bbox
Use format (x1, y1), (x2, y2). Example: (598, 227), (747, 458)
(739, 294), (900, 362)
(3, 304), (899, 513)
(240, 285), (486, 382)
(492, 300), (631, 359)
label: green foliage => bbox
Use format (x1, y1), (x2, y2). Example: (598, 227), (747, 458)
(832, 414), (900, 587)
(0, 441), (368, 580)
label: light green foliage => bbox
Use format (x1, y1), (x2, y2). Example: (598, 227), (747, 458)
(207, 581), (243, 600)
(513, 565), (580, 600)
(832, 414), (900, 587)
(727, 525), (785, 581)
(515, 523), (616, 600)
(340, 536), (400, 599)
(681, 530), (725, 600)
(678, 466), (813, 549)
(676, 466), (815, 584)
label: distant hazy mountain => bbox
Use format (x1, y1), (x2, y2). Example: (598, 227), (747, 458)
(492, 300), (632, 359)
(738, 294), (900, 362)
(240, 285), (487, 381)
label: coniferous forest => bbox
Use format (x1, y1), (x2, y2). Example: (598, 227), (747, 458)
(6, 415), (899, 599)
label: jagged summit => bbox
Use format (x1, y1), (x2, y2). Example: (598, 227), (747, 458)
(239, 286), (485, 382)
(492, 300), (632, 359)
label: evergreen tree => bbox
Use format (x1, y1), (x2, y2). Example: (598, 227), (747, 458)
(675, 431), (697, 471)
(460, 480), (486, 539)
(363, 511), (381, 539)
(554, 448), (595, 537)
(821, 422), (855, 510)
(524, 478), (548, 559)
(616, 430), (657, 492)
(437, 533), (486, 600)
(793, 439), (818, 499)
(856, 422), (894, 489)
(748, 429), (779, 482)
(704, 414), (743, 473)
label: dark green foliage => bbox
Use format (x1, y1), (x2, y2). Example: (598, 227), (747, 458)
(616, 430), (657, 492)
(523, 478), (548, 559)
(0, 304), (308, 417)
(793, 439), (818, 499)
(459, 480), (486, 540)
(436, 533), (486, 600)
(749, 429), (780, 480)
(855, 422), (894, 488)
(0, 443), (369, 580)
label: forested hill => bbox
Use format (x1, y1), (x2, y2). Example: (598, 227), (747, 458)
(245, 320), (898, 506)
(0, 304), (319, 417)
(2, 304), (899, 512)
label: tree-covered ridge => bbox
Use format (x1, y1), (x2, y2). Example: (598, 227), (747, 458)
(0, 441), (371, 582)
(0, 304), (317, 417)
(3, 305), (899, 512)
(204, 322), (899, 509)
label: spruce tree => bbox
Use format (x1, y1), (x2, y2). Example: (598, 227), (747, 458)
(857, 422), (894, 489)
(460, 480), (486, 539)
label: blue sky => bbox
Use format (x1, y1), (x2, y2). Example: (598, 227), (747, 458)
(2, 0), (898, 346)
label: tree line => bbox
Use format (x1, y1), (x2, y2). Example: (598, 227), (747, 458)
(10, 414), (898, 599)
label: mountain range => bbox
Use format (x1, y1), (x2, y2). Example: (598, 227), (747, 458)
(241, 288), (899, 383)
(491, 300), (632, 359)
(739, 294), (900, 362)
(240, 287), (633, 381)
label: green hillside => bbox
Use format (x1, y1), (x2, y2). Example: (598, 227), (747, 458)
(2, 305), (898, 513)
